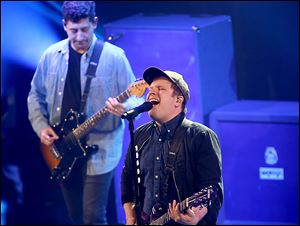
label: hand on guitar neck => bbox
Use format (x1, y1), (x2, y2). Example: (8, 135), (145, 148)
(40, 127), (59, 147)
(105, 97), (126, 117)
(140, 186), (214, 225)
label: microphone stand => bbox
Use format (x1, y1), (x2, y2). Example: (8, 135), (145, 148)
(127, 116), (142, 224)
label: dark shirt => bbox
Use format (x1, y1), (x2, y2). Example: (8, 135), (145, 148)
(141, 112), (184, 215)
(61, 42), (82, 121)
(121, 113), (224, 225)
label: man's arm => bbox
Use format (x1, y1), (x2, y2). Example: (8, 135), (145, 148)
(27, 53), (50, 138)
(116, 49), (145, 111)
(194, 128), (224, 225)
(121, 144), (137, 223)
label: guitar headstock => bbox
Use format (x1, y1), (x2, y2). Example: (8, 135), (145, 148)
(188, 185), (215, 208)
(127, 78), (149, 98)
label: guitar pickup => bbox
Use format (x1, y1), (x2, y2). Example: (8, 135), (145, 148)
(51, 146), (61, 159)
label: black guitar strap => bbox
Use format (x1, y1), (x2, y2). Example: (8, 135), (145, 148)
(79, 40), (104, 114)
(162, 118), (191, 203)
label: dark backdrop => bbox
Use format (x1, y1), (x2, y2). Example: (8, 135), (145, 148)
(1, 1), (298, 225)
(94, 1), (299, 101)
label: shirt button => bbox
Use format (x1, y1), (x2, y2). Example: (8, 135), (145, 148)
(156, 156), (160, 160)
(58, 92), (62, 95)
(167, 129), (170, 133)
(155, 175), (158, 179)
(61, 78), (64, 82)
(158, 138), (162, 142)
(56, 107), (60, 111)
(155, 194), (158, 198)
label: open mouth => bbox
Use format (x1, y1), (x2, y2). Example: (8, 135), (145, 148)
(148, 98), (159, 105)
(150, 100), (159, 105)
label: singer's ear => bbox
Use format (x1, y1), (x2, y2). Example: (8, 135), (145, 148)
(176, 96), (183, 104)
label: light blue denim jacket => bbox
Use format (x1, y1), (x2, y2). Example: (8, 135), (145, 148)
(27, 35), (144, 175)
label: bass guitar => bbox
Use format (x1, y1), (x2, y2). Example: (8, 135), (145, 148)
(40, 79), (148, 182)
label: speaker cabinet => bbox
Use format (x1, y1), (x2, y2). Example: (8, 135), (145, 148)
(210, 100), (299, 224)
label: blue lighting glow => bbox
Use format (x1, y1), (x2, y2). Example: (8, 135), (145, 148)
(1, 1), (61, 69)
(1, 200), (7, 225)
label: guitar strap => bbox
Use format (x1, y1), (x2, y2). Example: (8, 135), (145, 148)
(79, 40), (104, 114)
(162, 118), (191, 203)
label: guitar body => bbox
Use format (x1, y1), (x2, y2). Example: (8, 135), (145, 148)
(40, 143), (60, 171)
(141, 203), (166, 225)
(40, 110), (97, 182)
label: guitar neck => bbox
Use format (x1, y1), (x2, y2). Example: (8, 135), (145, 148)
(149, 186), (213, 225)
(72, 90), (130, 139)
(150, 200), (187, 225)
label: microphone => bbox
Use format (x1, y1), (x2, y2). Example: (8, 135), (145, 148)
(121, 102), (153, 120)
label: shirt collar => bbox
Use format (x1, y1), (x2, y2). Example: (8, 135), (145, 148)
(57, 34), (98, 59)
(153, 112), (185, 140)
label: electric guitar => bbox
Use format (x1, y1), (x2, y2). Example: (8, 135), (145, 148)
(40, 79), (148, 182)
(141, 185), (215, 225)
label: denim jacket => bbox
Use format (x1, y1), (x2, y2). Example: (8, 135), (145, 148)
(28, 35), (143, 175)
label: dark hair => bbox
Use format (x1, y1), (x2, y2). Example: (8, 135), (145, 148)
(62, 1), (96, 23)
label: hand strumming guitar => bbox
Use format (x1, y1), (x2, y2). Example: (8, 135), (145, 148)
(40, 127), (59, 147)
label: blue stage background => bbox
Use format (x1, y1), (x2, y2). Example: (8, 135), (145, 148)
(1, 1), (299, 225)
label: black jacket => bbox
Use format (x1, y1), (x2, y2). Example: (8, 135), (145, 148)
(121, 115), (223, 225)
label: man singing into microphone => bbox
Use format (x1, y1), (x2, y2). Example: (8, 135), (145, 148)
(121, 66), (224, 225)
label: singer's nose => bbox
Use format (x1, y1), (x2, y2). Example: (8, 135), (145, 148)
(148, 86), (158, 93)
(146, 87), (157, 99)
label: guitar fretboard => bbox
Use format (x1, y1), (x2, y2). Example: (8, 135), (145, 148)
(149, 187), (212, 225)
(150, 200), (187, 225)
(72, 90), (130, 139)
